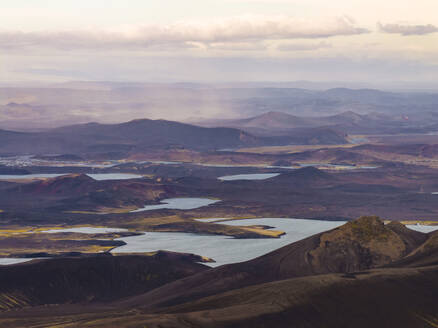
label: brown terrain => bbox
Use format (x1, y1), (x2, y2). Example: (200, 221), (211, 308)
(1, 108), (438, 327)
(0, 251), (209, 312)
(0, 217), (438, 327)
(1, 162), (438, 245)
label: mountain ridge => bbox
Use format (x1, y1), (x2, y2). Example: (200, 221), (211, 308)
(0, 117), (349, 156)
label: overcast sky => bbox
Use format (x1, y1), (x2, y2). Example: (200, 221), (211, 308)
(2, 0), (438, 86)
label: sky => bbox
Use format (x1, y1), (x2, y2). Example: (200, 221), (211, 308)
(2, 0), (438, 86)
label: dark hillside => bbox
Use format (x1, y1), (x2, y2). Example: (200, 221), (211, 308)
(117, 216), (427, 311)
(0, 252), (208, 311)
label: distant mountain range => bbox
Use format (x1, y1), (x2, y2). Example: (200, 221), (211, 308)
(0, 117), (351, 156)
(0, 119), (252, 155)
(3, 107), (438, 156)
(197, 110), (438, 136)
(2, 84), (438, 130)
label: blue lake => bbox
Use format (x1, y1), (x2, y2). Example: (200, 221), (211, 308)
(0, 174), (66, 180)
(131, 198), (221, 213)
(112, 218), (346, 266)
(86, 173), (143, 180)
(0, 173), (144, 180)
(0, 258), (35, 265)
(218, 173), (280, 181)
(406, 225), (438, 233)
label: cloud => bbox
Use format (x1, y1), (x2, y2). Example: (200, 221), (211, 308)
(0, 15), (368, 51)
(378, 22), (438, 36)
(277, 41), (332, 51)
(206, 42), (267, 51)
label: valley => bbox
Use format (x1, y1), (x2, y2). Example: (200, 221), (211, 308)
(1, 92), (438, 327)
(3, 0), (438, 323)
(2, 216), (438, 327)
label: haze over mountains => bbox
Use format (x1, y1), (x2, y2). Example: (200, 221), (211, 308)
(2, 82), (438, 131)
(3, 0), (438, 325)
(3, 105), (438, 156)
(197, 110), (438, 136)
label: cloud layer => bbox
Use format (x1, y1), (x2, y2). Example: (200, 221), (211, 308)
(0, 15), (368, 51)
(378, 22), (438, 35)
(277, 41), (332, 51)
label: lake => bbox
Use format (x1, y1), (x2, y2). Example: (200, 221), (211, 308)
(112, 218), (346, 266)
(0, 174), (66, 180)
(2, 220), (435, 266)
(150, 161), (183, 165)
(0, 173), (143, 181)
(0, 258), (35, 265)
(218, 173), (280, 181)
(406, 225), (438, 233)
(86, 173), (143, 180)
(131, 198), (221, 212)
